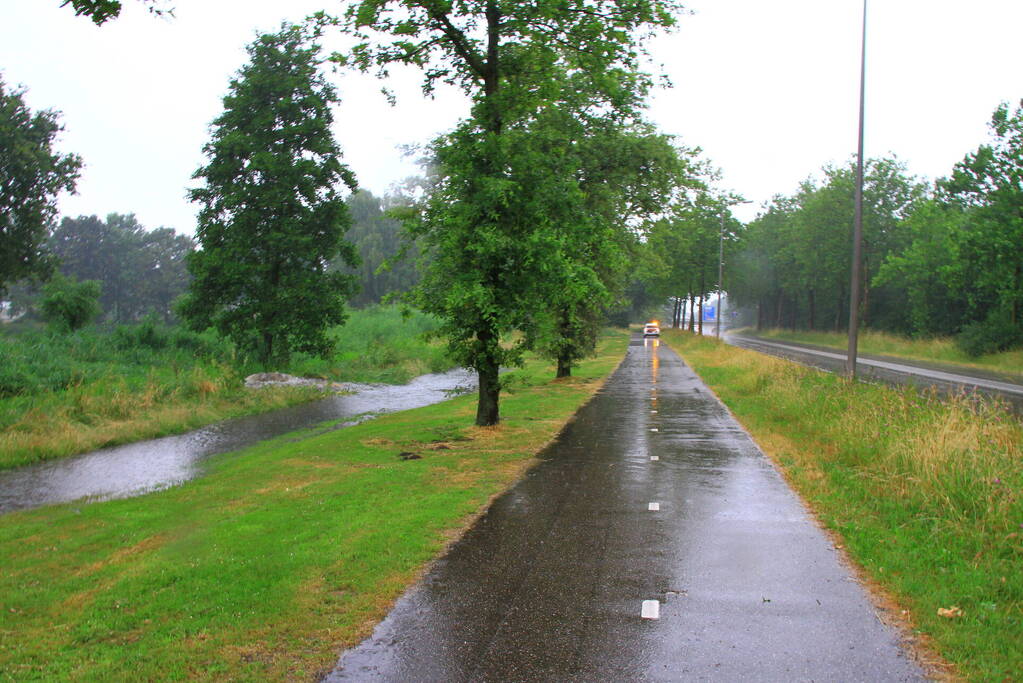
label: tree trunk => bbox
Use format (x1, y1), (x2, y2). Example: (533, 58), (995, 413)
(775, 294), (783, 330)
(475, 323), (501, 426)
(1014, 261), (1021, 326)
(698, 270), (706, 335)
(688, 293), (696, 332)
(556, 354), (571, 378)
(680, 297), (687, 329)
(757, 297), (764, 331)
(835, 282), (845, 332)
(808, 288), (816, 330)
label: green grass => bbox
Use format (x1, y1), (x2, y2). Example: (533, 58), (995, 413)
(744, 327), (1023, 380)
(0, 329), (627, 682)
(289, 305), (451, 384)
(662, 330), (1022, 681)
(0, 307), (453, 470)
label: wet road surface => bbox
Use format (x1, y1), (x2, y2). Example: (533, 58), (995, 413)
(727, 333), (1023, 411)
(327, 336), (923, 681)
(0, 369), (475, 514)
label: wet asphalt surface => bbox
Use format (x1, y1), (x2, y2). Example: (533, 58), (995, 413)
(326, 336), (924, 682)
(727, 333), (1023, 413)
(0, 369), (475, 514)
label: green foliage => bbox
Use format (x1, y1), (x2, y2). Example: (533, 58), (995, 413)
(734, 101), (1023, 356)
(0, 323), (229, 400)
(938, 99), (1023, 335)
(956, 310), (1023, 357)
(58, 0), (171, 25)
(0, 75), (82, 295)
(39, 273), (101, 332)
(730, 157), (925, 333)
(337, 190), (421, 306)
(288, 305), (451, 383)
(47, 213), (194, 323)
(332, 0), (682, 424)
(181, 23), (358, 369)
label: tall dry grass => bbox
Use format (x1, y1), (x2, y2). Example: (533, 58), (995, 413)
(752, 327), (1023, 379)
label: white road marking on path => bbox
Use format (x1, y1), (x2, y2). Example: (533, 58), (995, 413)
(650, 428), (658, 432)
(641, 600), (660, 619)
(648, 502), (660, 511)
(650, 456), (659, 461)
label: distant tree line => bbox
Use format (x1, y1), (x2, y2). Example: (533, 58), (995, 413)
(727, 100), (1023, 356)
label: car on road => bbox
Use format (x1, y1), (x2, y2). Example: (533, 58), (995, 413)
(643, 321), (660, 337)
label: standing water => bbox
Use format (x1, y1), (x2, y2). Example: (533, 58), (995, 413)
(0, 369), (476, 514)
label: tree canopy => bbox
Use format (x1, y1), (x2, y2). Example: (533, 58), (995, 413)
(331, 0), (684, 425)
(179, 24), (358, 368)
(58, 0), (170, 25)
(49, 213), (194, 322)
(0, 76), (82, 297)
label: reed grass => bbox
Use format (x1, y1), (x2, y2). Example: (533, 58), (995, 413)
(0, 306), (453, 469)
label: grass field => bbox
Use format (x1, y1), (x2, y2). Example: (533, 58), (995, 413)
(662, 330), (1022, 681)
(0, 329), (628, 682)
(0, 307), (452, 469)
(744, 327), (1023, 380)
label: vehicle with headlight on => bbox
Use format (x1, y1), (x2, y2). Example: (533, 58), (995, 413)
(643, 321), (660, 337)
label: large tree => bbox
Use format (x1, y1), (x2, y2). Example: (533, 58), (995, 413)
(333, 0), (682, 425)
(0, 76), (82, 296)
(939, 99), (1023, 332)
(179, 24), (358, 368)
(49, 213), (194, 322)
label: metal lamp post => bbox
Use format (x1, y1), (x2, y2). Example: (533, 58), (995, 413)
(717, 199), (752, 340)
(846, 0), (868, 378)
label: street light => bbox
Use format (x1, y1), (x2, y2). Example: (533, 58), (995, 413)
(846, 0), (867, 378)
(717, 199), (752, 340)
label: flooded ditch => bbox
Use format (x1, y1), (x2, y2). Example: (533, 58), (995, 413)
(0, 368), (476, 514)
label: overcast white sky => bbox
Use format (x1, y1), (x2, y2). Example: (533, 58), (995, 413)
(2, 0), (1021, 233)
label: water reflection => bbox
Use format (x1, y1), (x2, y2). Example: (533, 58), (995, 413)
(0, 368), (476, 514)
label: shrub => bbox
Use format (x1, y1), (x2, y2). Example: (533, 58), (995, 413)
(40, 274), (101, 332)
(956, 310), (1023, 357)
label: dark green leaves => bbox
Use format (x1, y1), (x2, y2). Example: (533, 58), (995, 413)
(182, 25), (358, 368)
(0, 76), (82, 296)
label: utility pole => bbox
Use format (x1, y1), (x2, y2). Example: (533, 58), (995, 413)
(846, 0), (867, 378)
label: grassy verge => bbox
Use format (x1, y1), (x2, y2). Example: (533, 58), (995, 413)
(0, 307), (451, 470)
(289, 305), (451, 384)
(661, 330), (1021, 681)
(743, 327), (1023, 380)
(0, 329), (628, 682)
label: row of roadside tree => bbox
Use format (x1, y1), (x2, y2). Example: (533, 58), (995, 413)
(629, 100), (1023, 360)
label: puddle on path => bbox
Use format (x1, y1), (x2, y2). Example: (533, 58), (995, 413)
(0, 369), (476, 514)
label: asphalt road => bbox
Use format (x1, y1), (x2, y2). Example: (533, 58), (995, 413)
(325, 336), (924, 681)
(726, 332), (1023, 412)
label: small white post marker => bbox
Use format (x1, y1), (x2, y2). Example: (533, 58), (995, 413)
(641, 600), (660, 619)
(649, 428), (658, 432)
(648, 502), (660, 511)
(650, 455), (659, 461)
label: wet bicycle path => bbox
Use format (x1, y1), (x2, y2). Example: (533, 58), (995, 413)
(326, 336), (924, 681)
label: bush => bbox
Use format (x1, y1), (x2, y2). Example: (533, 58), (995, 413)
(956, 310), (1023, 357)
(40, 274), (101, 332)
